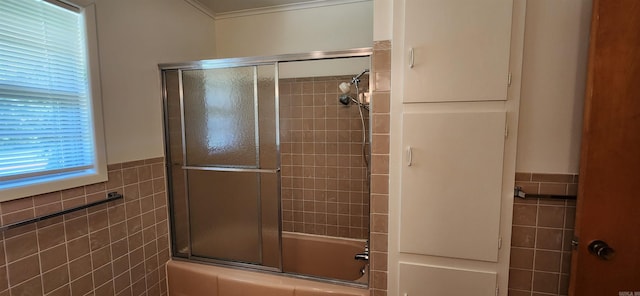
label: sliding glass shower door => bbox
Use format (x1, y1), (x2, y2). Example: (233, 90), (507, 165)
(163, 64), (281, 270)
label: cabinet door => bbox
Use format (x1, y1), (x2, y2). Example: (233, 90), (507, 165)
(403, 0), (513, 102)
(400, 111), (506, 262)
(400, 263), (497, 296)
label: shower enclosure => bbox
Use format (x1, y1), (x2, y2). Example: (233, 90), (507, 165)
(161, 49), (372, 285)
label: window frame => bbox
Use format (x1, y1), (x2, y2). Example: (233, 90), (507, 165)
(0, 0), (107, 202)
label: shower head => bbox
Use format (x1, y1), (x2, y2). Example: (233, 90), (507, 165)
(339, 82), (351, 94)
(338, 69), (370, 95)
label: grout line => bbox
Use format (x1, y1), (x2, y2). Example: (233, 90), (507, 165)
(33, 213), (45, 296)
(558, 201), (569, 295)
(105, 197), (117, 295)
(530, 197), (540, 293)
(62, 204), (73, 296)
(4, 271), (42, 294)
(47, 284), (69, 296)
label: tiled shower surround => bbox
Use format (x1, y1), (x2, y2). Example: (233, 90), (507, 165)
(369, 40), (391, 296)
(278, 40), (391, 295)
(509, 173), (578, 296)
(279, 75), (371, 239)
(0, 158), (170, 296)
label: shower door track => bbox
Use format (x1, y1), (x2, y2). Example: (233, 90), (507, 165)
(159, 47), (372, 70)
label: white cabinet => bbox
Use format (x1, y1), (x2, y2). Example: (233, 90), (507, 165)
(403, 0), (513, 103)
(399, 263), (497, 296)
(391, 0), (524, 295)
(400, 110), (506, 262)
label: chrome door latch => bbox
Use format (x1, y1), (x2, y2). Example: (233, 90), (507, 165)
(571, 237), (579, 250)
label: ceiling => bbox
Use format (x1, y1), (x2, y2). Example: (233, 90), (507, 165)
(194, 0), (322, 14)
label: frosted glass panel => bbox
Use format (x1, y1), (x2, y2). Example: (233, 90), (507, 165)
(258, 65), (277, 170)
(173, 64), (280, 268)
(182, 67), (258, 167)
(260, 172), (280, 269)
(189, 171), (261, 264)
(164, 70), (189, 256)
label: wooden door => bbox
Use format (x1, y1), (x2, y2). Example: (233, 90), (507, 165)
(569, 0), (640, 294)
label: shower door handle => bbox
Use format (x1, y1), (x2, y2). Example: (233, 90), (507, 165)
(182, 166), (281, 174)
(409, 48), (415, 69)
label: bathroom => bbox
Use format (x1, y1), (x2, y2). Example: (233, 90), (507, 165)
(0, 0), (636, 295)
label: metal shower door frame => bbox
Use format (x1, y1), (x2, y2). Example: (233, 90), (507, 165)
(160, 47), (373, 273)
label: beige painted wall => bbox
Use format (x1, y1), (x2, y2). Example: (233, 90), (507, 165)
(515, 0), (592, 174)
(373, 0), (392, 41)
(215, 1), (373, 58)
(95, 0), (217, 164)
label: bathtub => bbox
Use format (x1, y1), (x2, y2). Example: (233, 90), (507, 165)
(167, 260), (369, 296)
(282, 232), (367, 283)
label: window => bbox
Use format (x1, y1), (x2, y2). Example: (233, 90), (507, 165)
(0, 0), (106, 201)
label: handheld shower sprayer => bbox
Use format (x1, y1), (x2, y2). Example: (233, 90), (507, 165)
(339, 94), (360, 106)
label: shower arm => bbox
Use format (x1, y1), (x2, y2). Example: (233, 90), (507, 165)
(351, 69), (369, 85)
(351, 69), (369, 106)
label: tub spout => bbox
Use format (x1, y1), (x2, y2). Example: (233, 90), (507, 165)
(355, 253), (369, 261)
(355, 240), (369, 261)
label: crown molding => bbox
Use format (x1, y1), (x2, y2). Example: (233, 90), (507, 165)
(183, 0), (217, 20)
(215, 0), (371, 20)
(209, 0), (371, 20)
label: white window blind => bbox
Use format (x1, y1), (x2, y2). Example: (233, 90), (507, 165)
(0, 0), (98, 190)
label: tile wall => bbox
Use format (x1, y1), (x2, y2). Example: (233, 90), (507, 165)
(279, 75), (370, 239)
(509, 173), (578, 296)
(369, 40), (391, 296)
(0, 158), (170, 296)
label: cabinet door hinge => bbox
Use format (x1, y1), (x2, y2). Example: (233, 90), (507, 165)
(508, 73), (512, 87)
